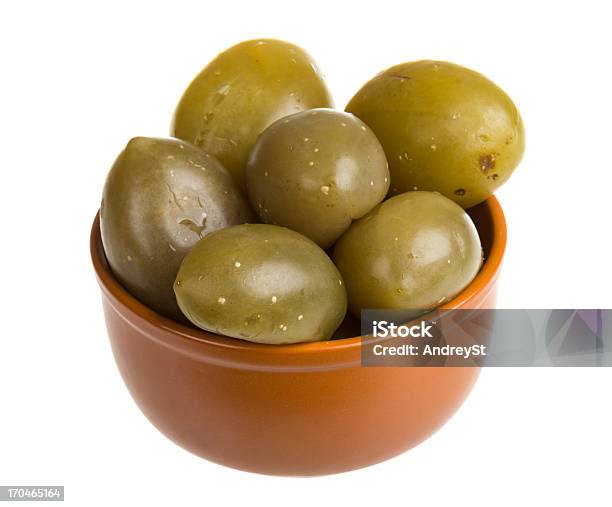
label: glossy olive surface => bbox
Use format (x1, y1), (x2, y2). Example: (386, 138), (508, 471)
(246, 109), (389, 249)
(101, 137), (254, 321)
(333, 191), (482, 317)
(346, 61), (525, 208)
(171, 39), (333, 193)
(174, 224), (347, 344)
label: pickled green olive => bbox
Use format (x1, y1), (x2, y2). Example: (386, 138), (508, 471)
(174, 224), (347, 344)
(246, 109), (390, 249)
(101, 137), (254, 321)
(346, 61), (525, 208)
(171, 39), (333, 193)
(332, 191), (482, 317)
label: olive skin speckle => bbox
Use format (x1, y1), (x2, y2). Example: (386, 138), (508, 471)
(346, 60), (525, 208)
(100, 137), (254, 321)
(246, 109), (390, 249)
(174, 224), (347, 344)
(333, 191), (482, 318)
(171, 39), (333, 193)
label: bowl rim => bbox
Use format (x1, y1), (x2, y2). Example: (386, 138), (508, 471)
(91, 195), (506, 360)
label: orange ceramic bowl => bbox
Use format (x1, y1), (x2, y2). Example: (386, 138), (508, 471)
(91, 197), (506, 476)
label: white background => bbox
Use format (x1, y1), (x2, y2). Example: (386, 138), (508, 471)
(1, 1), (610, 505)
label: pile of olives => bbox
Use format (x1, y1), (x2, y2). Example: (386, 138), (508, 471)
(101, 39), (524, 344)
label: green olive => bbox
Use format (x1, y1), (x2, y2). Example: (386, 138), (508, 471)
(101, 137), (254, 321)
(346, 61), (525, 208)
(246, 109), (389, 249)
(332, 191), (482, 317)
(171, 39), (333, 193)
(174, 224), (347, 344)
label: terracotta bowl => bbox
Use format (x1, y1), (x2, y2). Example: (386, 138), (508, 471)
(91, 196), (506, 476)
